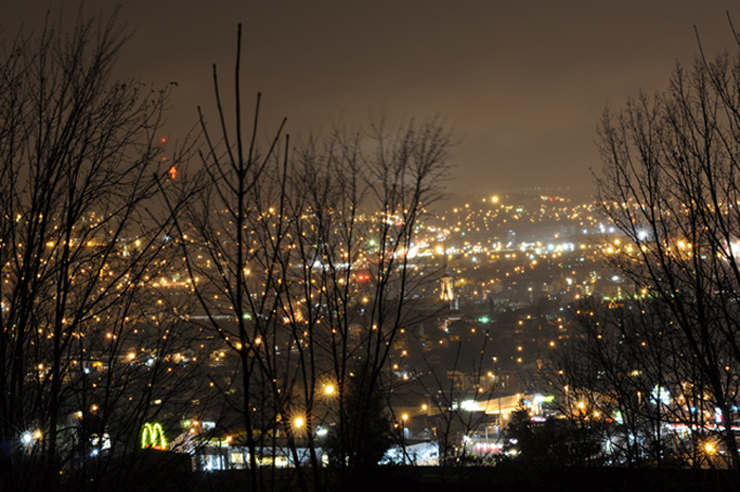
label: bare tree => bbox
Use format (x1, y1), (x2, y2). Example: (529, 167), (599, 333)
(174, 24), (451, 491)
(0, 11), (203, 491)
(591, 40), (740, 469)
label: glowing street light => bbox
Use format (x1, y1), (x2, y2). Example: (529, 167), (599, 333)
(292, 415), (307, 433)
(21, 432), (33, 445)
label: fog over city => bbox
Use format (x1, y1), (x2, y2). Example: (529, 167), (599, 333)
(6, 1), (737, 195)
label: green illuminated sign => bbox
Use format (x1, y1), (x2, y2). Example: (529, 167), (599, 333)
(141, 422), (167, 450)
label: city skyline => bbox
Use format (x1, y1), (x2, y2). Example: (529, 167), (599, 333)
(8, 4), (740, 486)
(4, 1), (738, 197)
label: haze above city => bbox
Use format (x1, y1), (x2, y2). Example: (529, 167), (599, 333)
(4, 1), (738, 198)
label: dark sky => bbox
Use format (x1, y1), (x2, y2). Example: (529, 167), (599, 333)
(4, 1), (739, 197)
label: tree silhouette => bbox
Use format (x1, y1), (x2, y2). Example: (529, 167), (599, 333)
(0, 10), (202, 491)
(573, 32), (740, 469)
(170, 23), (452, 492)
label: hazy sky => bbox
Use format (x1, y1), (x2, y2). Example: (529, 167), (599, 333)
(4, 1), (740, 197)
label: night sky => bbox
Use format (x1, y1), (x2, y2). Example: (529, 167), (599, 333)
(4, 1), (739, 198)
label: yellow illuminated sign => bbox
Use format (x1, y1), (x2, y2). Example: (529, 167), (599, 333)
(141, 422), (167, 450)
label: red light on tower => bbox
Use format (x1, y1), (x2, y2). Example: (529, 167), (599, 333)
(168, 166), (177, 180)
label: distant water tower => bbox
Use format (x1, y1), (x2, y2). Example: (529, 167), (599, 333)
(439, 245), (457, 310)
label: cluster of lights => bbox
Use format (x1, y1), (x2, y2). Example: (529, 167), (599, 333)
(21, 430), (42, 446)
